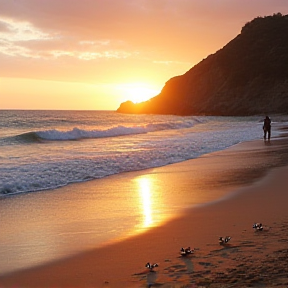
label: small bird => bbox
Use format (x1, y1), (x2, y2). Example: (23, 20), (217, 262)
(219, 236), (231, 245)
(253, 223), (263, 231)
(180, 246), (194, 256)
(145, 262), (158, 271)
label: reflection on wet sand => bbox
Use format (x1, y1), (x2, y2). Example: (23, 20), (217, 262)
(136, 177), (153, 228)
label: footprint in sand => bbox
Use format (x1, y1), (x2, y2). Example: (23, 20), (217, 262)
(198, 261), (213, 267)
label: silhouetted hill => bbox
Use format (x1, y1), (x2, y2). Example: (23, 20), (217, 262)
(117, 13), (288, 116)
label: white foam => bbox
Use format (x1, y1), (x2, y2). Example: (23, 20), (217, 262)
(36, 119), (198, 141)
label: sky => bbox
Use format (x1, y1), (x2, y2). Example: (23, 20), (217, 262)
(0, 0), (288, 110)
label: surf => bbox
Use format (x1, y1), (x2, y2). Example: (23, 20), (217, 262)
(4, 119), (199, 142)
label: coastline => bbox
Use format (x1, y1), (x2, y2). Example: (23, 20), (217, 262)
(1, 134), (288, 287)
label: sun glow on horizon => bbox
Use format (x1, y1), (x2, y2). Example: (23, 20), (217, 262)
(116, 82), (161, 104)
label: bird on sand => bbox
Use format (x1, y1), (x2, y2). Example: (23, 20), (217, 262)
(219, 236), (231, 245)
(180, 246), (194, 256)
(253, 223), (263, 231)
(145, 262), (158, 271)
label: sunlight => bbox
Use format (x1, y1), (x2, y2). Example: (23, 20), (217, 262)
(137, 177), (153, 227)
(116, 82), (161, 103)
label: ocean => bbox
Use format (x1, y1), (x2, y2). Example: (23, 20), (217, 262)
(0, 110), (274, 196)
(0, 110), (286, 275)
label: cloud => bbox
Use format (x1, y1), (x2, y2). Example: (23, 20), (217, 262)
(0, 17), (54, 58)
(0, 17), (52, 41)
(0, 0), (287, 82)
(0, 15), (135, 60)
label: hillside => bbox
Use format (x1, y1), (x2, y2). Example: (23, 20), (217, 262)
(117, 13), (288, 116)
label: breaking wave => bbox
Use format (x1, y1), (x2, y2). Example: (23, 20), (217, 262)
(7, 119), (198, 142)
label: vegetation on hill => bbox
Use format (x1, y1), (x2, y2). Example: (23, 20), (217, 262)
(117, 13), (288, 116)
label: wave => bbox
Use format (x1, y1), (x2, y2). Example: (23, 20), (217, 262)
(6, 119), (198, 142)
(1, 116), (270, 197)
(0, 132), (43, 145)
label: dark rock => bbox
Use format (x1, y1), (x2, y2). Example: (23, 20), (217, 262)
(117, 13), (288, 116)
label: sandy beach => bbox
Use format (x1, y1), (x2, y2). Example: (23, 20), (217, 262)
(1, 134), (288, 288)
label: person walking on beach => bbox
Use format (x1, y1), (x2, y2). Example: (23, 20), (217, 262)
(263, 116), (271, 140)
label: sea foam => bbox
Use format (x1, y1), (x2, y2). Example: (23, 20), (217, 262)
(13, 119), (198, 142)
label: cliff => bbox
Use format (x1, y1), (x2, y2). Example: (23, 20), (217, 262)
(117, 13), (288, 116)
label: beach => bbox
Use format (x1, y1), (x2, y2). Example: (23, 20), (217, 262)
(1, 132), (288, 288)
(2, 2), (288, 287)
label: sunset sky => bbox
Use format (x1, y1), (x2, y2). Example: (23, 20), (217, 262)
(1, 0), (288, 110)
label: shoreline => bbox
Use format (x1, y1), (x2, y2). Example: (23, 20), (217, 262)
(1, 135), (288, 287)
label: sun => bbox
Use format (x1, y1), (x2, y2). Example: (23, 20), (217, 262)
(117, 82), (161, 103)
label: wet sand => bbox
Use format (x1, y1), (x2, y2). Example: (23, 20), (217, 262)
(1, 135), (288, 287)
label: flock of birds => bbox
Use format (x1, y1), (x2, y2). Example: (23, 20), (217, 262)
(145, 222), (264, 271)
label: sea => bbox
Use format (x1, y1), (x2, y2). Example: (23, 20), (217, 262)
(0, 110), (286, 275)
(0, 110), (277, 196)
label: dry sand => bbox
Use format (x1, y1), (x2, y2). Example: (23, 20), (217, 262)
(1, 136), (288, 288)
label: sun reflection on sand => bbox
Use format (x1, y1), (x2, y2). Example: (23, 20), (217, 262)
(137, 177), (153, 228)
(134, 174), (177, 231)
